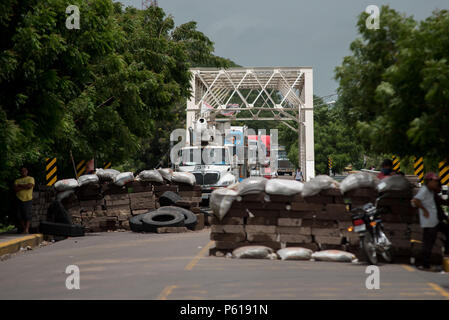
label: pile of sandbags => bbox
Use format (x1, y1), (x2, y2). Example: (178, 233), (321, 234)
(229, 245), (356, 263)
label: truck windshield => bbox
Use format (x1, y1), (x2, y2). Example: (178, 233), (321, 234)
(180, 147), (230, 166)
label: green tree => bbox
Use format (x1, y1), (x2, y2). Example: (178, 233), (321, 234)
(335, 6), (449, 162)
(279, 96), (364, 174)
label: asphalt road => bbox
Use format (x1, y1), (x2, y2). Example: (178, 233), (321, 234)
(1, 230), (449, 300)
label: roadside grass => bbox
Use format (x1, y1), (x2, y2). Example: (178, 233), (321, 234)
(0, 224), (15, 234)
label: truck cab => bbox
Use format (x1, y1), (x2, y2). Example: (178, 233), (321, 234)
(176, 145), (237, 201)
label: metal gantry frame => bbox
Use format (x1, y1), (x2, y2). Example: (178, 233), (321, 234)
(186, 67), (315, 181)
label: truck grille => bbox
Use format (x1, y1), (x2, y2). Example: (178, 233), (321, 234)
(192, 172), (220, 185)
(204, 173), (219, 185)
(193, 172), (203, 185)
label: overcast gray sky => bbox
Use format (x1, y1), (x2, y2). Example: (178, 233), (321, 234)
(116, 0), (448, 96)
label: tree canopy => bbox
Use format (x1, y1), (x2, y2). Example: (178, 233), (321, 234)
(335, 6), (449, 163)
(0, 0), (237, 189)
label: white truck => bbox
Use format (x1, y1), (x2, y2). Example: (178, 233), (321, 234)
(175, 119), (247, 201)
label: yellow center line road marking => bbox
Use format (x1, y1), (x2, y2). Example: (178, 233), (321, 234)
(157, 285), (177, 300)
(401, 264), (415, 272)
(184, 241), (214, 271)
(428, 283), (449, 299)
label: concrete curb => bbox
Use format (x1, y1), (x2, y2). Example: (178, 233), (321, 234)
(0, 234), (44, 256)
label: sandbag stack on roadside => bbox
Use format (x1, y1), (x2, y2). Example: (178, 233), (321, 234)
(32, 168), (203, 233)
(209, 174), (444, 264)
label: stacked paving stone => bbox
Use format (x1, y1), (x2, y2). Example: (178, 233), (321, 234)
(30, 186), (55, 230)
(176, 185), (202, 212)
(209, 187), (445, 263)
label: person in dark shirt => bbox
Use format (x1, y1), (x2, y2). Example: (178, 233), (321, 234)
(377, 159), (396, 180)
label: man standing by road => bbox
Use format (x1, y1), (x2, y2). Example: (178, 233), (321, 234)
(412, 172), (449, 270)
(13, 167), (35, 234)
(295, 167), (303, 182)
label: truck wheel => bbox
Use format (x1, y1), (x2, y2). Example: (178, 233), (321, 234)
(141, 210), (185, 232)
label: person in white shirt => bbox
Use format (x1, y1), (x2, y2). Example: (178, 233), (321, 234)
(412, 172), (449, 269)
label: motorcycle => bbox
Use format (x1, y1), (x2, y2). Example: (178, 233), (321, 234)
(348, 194), (393, 265)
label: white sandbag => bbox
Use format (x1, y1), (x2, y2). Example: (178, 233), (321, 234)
(158, 168), (173, 182)
(311, 250), (356, 263)
(114, 172), (134, 187)
(172, 171), (196, 186)
(265, 179), (303, 196)
(96, 168), (120, 181)
(236, 177), (267, 196)
(78, 174), (99, 186)
(302, 175), (339, 197)
(54, 179), (79, 191)
(377, 175), (411, 193)
(210, 188), (238, 220)
(340, 172), (378, 194)
(277, 247), (313, 261)
(138, 170), (163, 183)
(232, 245), (274, 259)
(56, 189), (75, 201)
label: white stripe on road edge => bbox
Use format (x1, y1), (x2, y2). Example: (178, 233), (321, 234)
(157, 285), (177, 300)
(184, 241), (214, 271)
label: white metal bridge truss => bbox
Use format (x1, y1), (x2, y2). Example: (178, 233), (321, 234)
(186, 67), (315, 181)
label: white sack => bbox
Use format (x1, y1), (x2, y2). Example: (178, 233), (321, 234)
(78, 174), (99, 186)
(56, 189), (75, 201)
(377, 175), (411, 193)
(302, 175), (339, 197)
(236, 177), (267, 196)
(265, 179), (303, 196)
(277, 247), (313, 261)
(210, 188), (238, 220)
(172, 171), (196, 186)
(311, 250), (356, 263)
(138, 170), (163, 183)
(158, 168), (173, 182)
(232, 246), (274, 259)
(114, 172), (134, 187)
(96, 168), (120, 181)
(54, 179), (79, 192)
(340, 172), (378, 194)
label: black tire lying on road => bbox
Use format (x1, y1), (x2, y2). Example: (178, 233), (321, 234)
(129, 213), (148, 232)
(159, 191), (182, 207)
(39, 221), (84, 237)
(158, 206), (197, 230)
(141, 210), (185, 232)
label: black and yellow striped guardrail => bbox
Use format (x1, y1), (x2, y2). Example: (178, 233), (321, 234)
(392, 155), (400, 173)
(103, 161), (112, 169)
(439, 159), (449, 186)
(76, 160), (86, 178)
(45, 158), (57, 186)
(414, 156), (424, 184)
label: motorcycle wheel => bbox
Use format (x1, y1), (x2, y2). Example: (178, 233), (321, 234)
(362, 232), (378, 265)
(381, 248), (394, 263)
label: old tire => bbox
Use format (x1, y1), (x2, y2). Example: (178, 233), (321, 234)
(159, 191), (182, 207)
(141, 210), (185, 232)
(47, 200), (71, 224)
(158, 206), (197, 230)
(39, 221), (84, 237)
(129, 213), (147, 232)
